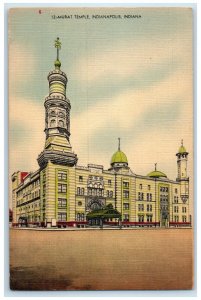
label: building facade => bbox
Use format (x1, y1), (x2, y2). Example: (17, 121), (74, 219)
(11, 39), (191, 228)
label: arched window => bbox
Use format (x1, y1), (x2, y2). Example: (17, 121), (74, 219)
(50, 110), (56, 117)
(50, 119), (56, 127)
(58, 120), (64, 127)
(58, 111), (65, 118)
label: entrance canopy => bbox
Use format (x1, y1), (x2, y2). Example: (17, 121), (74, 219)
(86, 204), (121, 220)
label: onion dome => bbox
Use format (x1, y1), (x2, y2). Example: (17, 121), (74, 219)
(178, 140), (188, 154)
(147, 170), (167, 178)
(176, 140), (188, 157)
(147, 163), (167, 178)
(110, 138), (128, 167)
(54, 59), (61, 69)
(111, 150), (128, 164)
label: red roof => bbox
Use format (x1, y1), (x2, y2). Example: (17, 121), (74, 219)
(20, 172), (29, 183)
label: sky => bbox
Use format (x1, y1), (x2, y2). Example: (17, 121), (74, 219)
(9, 7), (193, 187)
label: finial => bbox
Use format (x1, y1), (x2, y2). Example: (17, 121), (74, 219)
(54, 37), (61, 60)
(118, 137), (121, 151)
(181, 139), (183, 147)
(54, 37), (62, 69)
(154, 163), (157, 171)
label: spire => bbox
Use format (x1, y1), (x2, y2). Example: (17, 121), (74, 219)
(181, 139), (183, 147)
(118, 137), (121, 151)
(54, 37), (61, 69)
(155, 163), (157, 171)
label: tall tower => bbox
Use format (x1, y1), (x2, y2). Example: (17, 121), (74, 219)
(176, 140), (189, 203)
(176, 140), (188, 180)
(38, 38), (78, 168)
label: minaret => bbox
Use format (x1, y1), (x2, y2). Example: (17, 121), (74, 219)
(176, 139), (188, 180)
(176, 140), (189, 203)
(37, 38), (78, 168)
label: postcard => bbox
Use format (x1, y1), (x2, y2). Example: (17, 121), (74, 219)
(9, 7), (193, 290)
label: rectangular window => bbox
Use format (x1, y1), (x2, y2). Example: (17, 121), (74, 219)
(123, 181), (129, 188)
(175, 188), (178, 194)
(148, 185), (151, 190)
(108, 179), (112, 186)
(138, 215), (144, 222)
(79, 176), (83, 182)
(138, 204), (144, 211)
(182, 216), (187, 222)
(139, 184), (142, 190)
(58, 171), (67, 181)
(150, 193), (152, 201)
(174, 215), (179, 222)
(146, 214), (152, 222)
(58, 198), (67, 207)
(123, 190), (129, 198)
(58, 212), (67, 221)
(123, 214), (129, 221)
(147, 193), (149, 201)
(147, 204), (152, 211)
(182, 207), (187, 213)
(174, 206), (179, 213)
(58, 183), (67, 193)
(123, 203), (129, 210)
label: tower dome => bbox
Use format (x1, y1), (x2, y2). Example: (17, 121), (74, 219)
(178, 140), (187, 154)
(110, 138), (128, 168)
(147, 163), (167, 178)
(111, 150), (128, 164)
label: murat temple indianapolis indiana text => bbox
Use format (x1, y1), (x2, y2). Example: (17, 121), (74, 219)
(11, 38), (191, 228)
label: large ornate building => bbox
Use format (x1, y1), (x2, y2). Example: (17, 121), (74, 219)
(11, 39), (191, 228)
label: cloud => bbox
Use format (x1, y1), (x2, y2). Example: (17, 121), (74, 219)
(71, 67), (192, 166)
(9, 97), (45, 174)
(9, 42), (36, 86)
(74, 36), (192, 85)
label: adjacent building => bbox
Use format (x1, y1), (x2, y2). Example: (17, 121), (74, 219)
(11, 38), (191, 228)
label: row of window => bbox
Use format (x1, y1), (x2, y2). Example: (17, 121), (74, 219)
(139, 184), (151, 190)
(17, 190), (40, 205)
(138, 215), (153, 222)
(173, 206), (187, 213)
(50, 119), (65, 127)
(49, 111), (65, 118)
(138, 192), (152, 201)
(18, 202), (40, 211)
(160, 195), (168, 202)
(58, 172), (67, 181)
(138, 204), (153, 212)
(16, 179), (40, 197)
(174, 216), (185, 222)
(58, 212), (86, 222)
(77, 188), (114, 198)
(58, 198), (67, 207)
(160, 187), (169, 193)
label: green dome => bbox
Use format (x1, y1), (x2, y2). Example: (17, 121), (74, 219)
(111, 150), (128, 165)
(178, 145), (187, 154)
(147, 170), (167, 178)
(54, 59), (61, 68)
